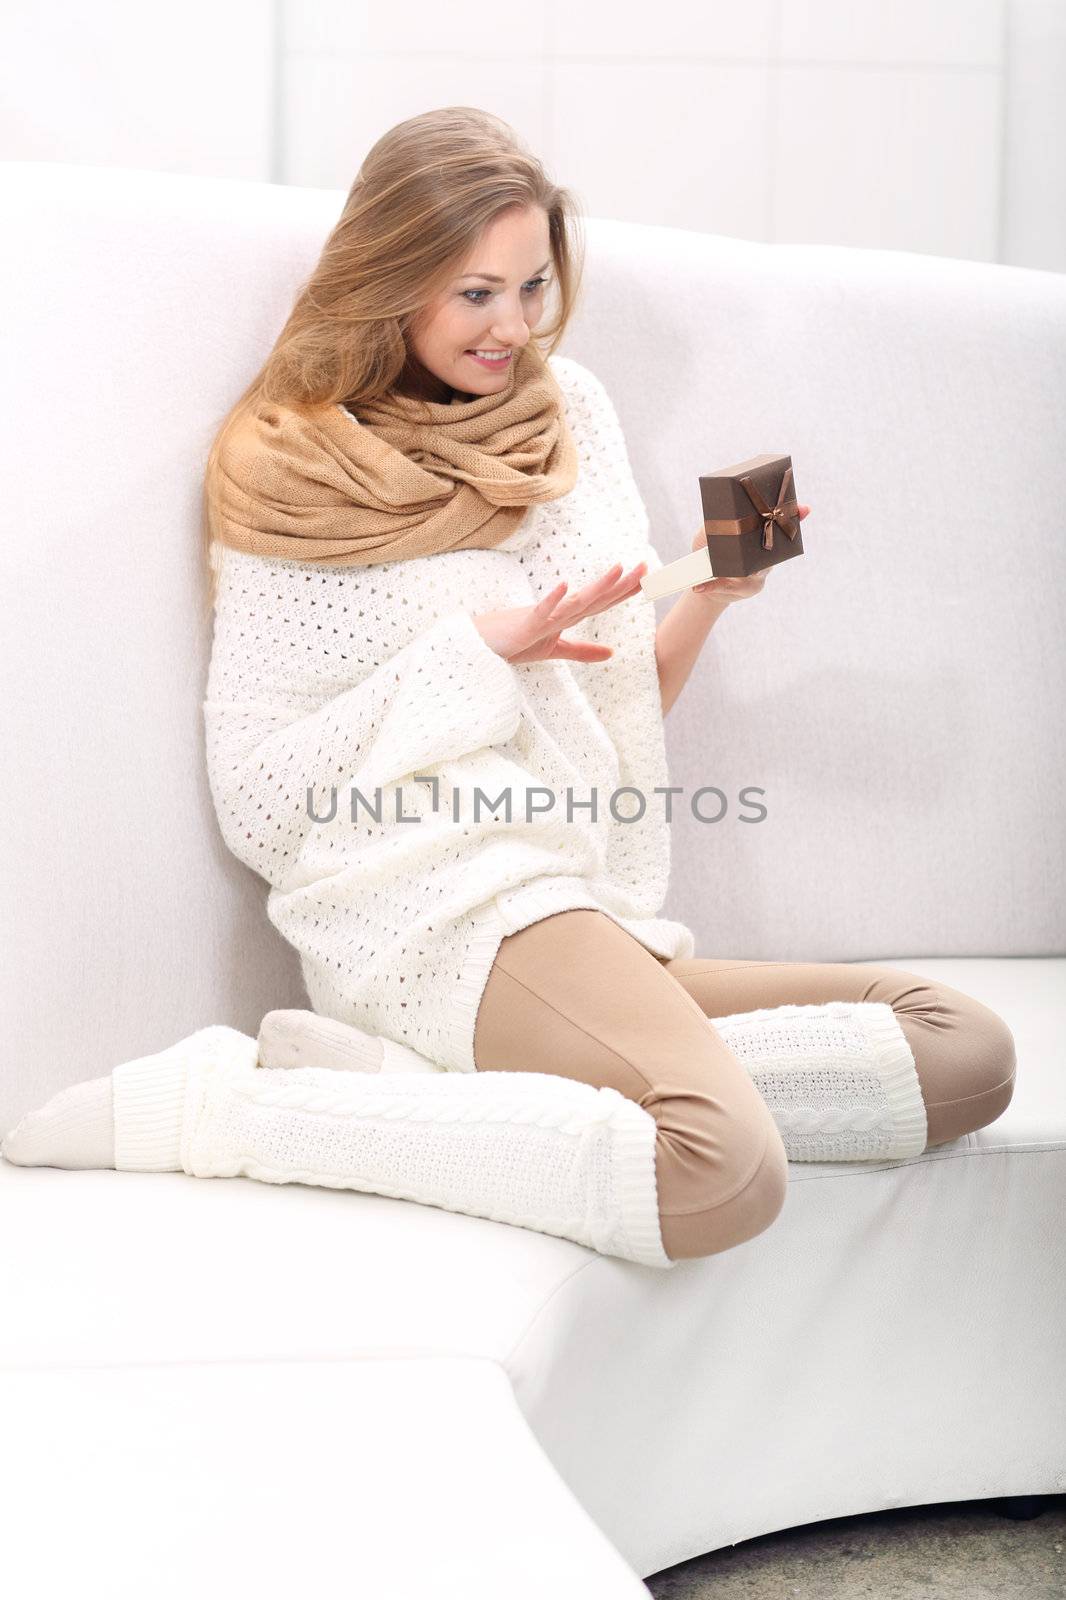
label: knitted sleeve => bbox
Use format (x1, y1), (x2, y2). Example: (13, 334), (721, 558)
(549, 359), (668, 713)
(564, 360), (668, 576)
(203, 593), (521, 887)
(545, 361), (675, 910)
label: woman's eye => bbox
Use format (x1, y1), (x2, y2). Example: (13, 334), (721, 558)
(462, 276), (551, 305)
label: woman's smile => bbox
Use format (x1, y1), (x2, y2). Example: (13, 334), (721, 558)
(465, 349), (513, 369)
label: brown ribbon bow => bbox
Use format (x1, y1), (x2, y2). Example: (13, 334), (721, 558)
(742, 465), (801, 550)
(704, 464), (801, 550)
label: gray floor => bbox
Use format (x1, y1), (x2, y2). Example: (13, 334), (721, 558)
(644, 1495), (1065, 1598)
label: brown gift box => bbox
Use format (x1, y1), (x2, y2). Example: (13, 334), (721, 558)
(700, 453), (804, 577)
(640, 452), (804, 600)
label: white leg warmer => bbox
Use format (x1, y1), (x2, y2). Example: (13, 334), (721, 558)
(112, 1025), (675, 1270)
(709, 1000), (928, 1161)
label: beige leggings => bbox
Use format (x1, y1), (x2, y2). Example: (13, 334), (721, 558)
(471, 910), (1018, 1263)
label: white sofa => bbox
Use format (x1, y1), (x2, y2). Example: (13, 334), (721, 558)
(2, 160), (1064, 1597)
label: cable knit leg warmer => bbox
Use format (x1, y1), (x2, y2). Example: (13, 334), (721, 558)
(107, 1025), (674, 1270)
(708, 1000), (929, 1161)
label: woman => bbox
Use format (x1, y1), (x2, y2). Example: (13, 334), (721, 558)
(2, 108), (1017, 1269)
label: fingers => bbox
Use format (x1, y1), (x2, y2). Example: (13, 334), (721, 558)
(512, 638), (614, 664)
(593, 563), (648, 615)
(552, 641), (614, 662)
(520, 562), (647, 662)
(606, 561), (648, 599)
(533, 566), (622, 618)
(539, 562), (647, 626)
(533, 580), (570, 614)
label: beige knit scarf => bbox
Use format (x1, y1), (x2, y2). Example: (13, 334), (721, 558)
(210, 341), (579, 567)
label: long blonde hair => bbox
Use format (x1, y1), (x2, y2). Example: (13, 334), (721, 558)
(200, 106), (587, 619)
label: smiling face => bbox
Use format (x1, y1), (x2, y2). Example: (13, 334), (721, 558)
(401, 204), (553, 403)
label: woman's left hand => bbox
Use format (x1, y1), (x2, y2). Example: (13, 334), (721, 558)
(689, 504), (811, 601)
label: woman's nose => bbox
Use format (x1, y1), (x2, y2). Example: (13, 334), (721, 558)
(491, 309), (531, 342)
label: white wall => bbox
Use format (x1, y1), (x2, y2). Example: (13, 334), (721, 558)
(0, 0), (277, 181)
(2, 0), (1063, 270)
(1001, 0), (1066, 270)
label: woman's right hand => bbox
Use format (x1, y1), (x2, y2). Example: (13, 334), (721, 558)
(471, 561), (649, 664)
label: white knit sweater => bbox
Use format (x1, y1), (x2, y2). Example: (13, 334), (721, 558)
(203, 355), (696, 1074)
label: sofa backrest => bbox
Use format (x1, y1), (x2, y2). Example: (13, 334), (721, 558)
(611, 217), (1064, 967)
(2, 161), (1063, 1121)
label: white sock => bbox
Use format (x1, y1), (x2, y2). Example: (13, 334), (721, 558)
(2, 1075), (116, 1169)
(710, 1000), (928, 1160)
(0, 1026), (250, 1174)
(257, 1009), (445, 1076)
